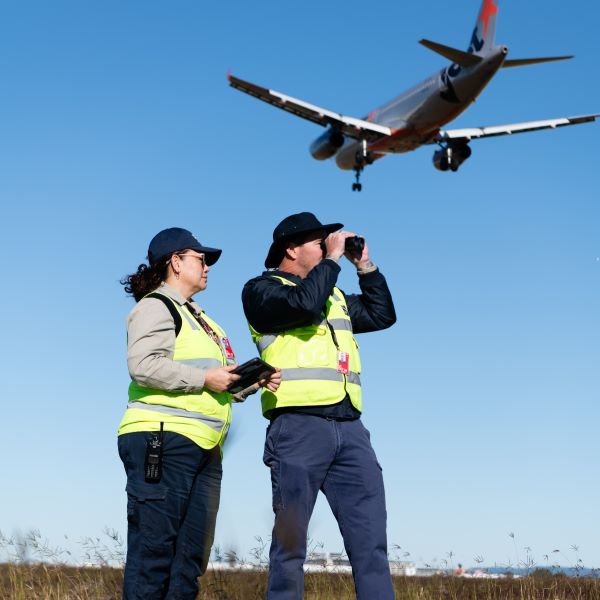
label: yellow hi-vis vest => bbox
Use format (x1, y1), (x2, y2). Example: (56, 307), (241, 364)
(118, 292), (232, 450)
(250, 275), (362, 417)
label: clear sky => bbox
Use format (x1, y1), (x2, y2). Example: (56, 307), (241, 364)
(1, 0), (598, 570)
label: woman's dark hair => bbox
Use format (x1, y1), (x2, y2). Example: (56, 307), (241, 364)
(121, 253), (174, 302)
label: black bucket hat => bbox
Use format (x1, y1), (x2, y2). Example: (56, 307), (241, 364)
(265, 212), (343, 268)
(147, 227), (222, 266)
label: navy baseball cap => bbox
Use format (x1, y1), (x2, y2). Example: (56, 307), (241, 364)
(147, 227), (222, 266)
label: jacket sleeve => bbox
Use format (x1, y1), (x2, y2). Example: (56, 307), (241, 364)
(344, 268), (397, 334)
(242, 260), (341, 333)
(127, 298), (206, 392)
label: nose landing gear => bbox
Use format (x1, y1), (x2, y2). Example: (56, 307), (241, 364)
(352, 168), (363, 192)
(351, 140), (372, 192)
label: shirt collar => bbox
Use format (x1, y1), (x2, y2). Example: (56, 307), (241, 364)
(155, 282), (190, 306)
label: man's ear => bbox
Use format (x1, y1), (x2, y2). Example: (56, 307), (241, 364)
(284, 243), (298, 261)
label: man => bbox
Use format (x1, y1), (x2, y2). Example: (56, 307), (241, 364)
(242, 212), (397, 599)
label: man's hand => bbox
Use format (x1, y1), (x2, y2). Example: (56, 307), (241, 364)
(324, 231), (355, 262)
(344, 235), (373, 270)
(204, 365), (241, 393)
(259, 367), (282, 392)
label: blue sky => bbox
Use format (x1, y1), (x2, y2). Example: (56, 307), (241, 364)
(1, 0), (598, 569)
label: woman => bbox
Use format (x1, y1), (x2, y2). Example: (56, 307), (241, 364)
(118, 227), (279, 599)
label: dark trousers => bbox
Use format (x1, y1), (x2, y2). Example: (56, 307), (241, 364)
(118, 431), (222, 600)
(263, 414), (394, 600)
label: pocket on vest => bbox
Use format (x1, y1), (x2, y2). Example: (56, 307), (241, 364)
(296, 338), (330, 367)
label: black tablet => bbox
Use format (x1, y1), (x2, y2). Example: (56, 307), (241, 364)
(227, 358), (276, 394)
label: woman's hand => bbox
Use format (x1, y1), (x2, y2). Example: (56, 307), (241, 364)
(204, 365), (241, 393)
(259, 368), (281, 392)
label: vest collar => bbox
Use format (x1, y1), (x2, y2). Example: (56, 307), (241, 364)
(264, 269), (303, 284)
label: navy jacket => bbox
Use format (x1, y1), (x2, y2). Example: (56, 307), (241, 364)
(242, 259), (396, 419)
(242, 259), (396, 334)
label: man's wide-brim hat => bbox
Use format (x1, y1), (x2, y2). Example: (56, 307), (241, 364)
(264, 212), (343, 269)
(148, 227), (222, 266)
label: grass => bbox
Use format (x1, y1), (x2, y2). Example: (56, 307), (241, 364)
(2, 530), (599, 599)
(2, 565), (600, 599)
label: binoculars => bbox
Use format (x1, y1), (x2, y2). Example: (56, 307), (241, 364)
(345, 236), (365, 255)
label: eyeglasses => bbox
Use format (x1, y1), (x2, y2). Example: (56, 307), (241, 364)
(177, 253), (206, 267)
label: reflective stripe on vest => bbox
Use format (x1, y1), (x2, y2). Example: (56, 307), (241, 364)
(281, 367), (361, 385)
(119, 292), (232, 450)
(127, 401), (226, 432)
(250, 277), (362, 415)
(256, 320), (352, 353)
(175, 358), (222, 369)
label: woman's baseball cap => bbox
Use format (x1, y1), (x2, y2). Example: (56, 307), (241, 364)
(147, 227), (222, 266)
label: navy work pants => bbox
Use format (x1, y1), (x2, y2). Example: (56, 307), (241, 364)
(263, 414), (394, 600)
(118, 431), (222, 600)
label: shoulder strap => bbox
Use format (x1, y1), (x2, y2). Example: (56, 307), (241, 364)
(146, 292), (182, 337)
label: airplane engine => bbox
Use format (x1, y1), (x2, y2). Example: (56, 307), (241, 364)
(309, 129), (345, 160)
(433, 143), (472, 172)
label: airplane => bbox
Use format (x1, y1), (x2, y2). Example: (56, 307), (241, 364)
(228, 0), (598, 191)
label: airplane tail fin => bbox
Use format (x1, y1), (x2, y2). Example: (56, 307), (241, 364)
(468, 0), (499, 55)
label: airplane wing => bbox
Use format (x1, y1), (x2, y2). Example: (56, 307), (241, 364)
(228, 74), (392, 142)
(436, 114), (599, 142)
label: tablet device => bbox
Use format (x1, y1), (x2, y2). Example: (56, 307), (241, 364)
(227, 358), (276, 394)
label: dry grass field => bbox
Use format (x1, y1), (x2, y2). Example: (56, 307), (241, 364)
(2, 530), (598, 599)
(1, 564), (600, 600)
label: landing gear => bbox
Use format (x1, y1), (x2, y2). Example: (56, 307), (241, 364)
(352, 168), (363, 192)
(351, 140), (371, 192)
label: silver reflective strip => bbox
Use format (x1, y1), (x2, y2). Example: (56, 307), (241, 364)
(332, 292), (341, 301)
(175, 357), (222, 369)
(347, 372), (361, 386)
(328, 318), (353, 332)
(180, 309), (199, 330)
(256, 334), (278, 353)
(281, 368), (342, 381)
(280, 368), (361, 386)
(127, 401), (225, 432)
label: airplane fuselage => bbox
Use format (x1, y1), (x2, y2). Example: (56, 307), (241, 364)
(335, 46), (508, 169)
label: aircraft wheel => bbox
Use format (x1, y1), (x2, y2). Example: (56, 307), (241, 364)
(440, 157), (449, 171)
(450, 161), (459, 172)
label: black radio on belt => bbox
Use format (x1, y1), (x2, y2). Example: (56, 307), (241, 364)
(144, 422), (164, 483)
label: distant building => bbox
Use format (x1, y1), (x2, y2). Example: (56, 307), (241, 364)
(389, 560), (417, 576)
(209, 552), (415, 576)
(303, 553), (416, 576)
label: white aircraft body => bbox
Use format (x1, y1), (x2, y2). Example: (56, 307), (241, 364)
(229, 0), (598, 190)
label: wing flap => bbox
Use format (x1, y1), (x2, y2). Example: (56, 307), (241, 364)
(228, 74), (391, 141)
(437, 114), (600, 141)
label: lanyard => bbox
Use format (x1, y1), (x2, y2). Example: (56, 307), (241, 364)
(185, 303), (235, 364)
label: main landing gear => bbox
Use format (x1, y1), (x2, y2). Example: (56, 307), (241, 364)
(351, 140), (373, 192)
